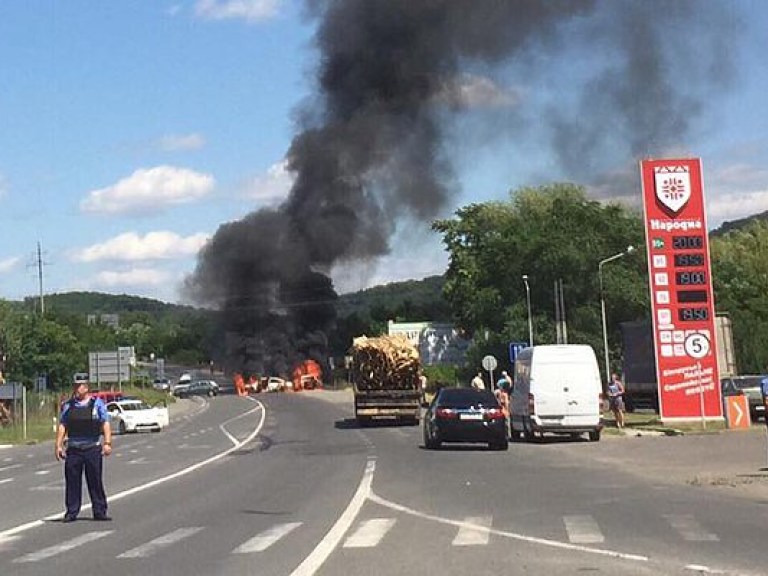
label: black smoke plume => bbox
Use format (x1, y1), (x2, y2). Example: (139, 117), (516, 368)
(185, 1), (740, 374)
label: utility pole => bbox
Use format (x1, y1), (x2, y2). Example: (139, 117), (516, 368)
(37, 241), (45, 316)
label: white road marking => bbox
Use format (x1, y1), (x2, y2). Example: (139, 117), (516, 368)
(564, 515), (605, 544)
(0, 477), (14, 485)
(368, 492), (648, 563)
(684, 565), (727, 574)
(343, 518), (396, 548)
(118, 527), (204, 558)
(233, 522), (303, 553)
(664, 515), (719, 541)
(2, 457), (13, 461)
(128, 457), (148, 464)
(14, 531), (113, 563)
(34, 470), (50, 476)
(290, 458), (376, 576)
(0, 398), (265, 540)
(0, 464), (22, 472)
(29, 484), (61, 491)
(452, 516), (492, 546)
(0, 534), (20, 550)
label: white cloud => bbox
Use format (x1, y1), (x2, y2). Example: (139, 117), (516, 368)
(707, 189), (768, 226)
(81, 166), (215, 216)
(435, 74), (520, 109)
(72, 231), (210, 263)
(158, 133), (206, 152)
(241, 160), (294, 206)
(0, 256), (20, 273)
(195, 0), (280, 23)
(92, 268), (173, 289)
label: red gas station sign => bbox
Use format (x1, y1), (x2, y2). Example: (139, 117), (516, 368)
(639, 158), (723, 421)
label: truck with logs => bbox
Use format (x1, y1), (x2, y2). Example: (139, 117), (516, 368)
(350, 334), (422, 425)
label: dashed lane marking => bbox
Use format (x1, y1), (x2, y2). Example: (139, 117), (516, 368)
(14, 531), (113, 563)
(118, 527), (204, 558)
(664, 515), (719, 542)
(452, 515), (493, 546)
(368, 491), (648, 563)
(233, 522), (303, 554)
(564, 515), (605, 544)
(343, 518), (396, 548)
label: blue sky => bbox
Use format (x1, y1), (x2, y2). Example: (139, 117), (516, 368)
(2, 1), (768, 304)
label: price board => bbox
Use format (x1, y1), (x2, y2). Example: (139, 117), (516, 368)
(640, 158), (722, 420)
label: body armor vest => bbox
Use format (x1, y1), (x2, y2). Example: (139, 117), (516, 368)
(66, 398), (102, 438)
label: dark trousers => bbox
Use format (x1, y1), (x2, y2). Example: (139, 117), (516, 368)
(64, 445), (107, 517)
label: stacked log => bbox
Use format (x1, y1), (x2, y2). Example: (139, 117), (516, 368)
(351, 335), (421, 391)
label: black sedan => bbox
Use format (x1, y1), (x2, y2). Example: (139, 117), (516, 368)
(423, 387), (508, 450)
(173, 380), (218, 398)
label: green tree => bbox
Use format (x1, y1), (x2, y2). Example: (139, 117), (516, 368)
(433, 183), (648, 379)
(710, 220), (768, 373)
(13, 314), (82, 389)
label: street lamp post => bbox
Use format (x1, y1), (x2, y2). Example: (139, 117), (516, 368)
(599, 246), (635, 382)
(522, 275), (533, 347)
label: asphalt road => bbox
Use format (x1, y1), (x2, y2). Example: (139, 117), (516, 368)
(1, 391), (767, 575)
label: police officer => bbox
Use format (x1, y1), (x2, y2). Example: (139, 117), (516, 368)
(55, 379), (113, 522)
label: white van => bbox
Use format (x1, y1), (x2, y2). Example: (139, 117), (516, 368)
(510, 345), (603, 442)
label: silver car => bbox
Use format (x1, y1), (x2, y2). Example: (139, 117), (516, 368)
(721, 375), (767, 421)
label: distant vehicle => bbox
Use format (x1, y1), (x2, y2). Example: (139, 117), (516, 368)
(171, 382), (190, 395)
(174, 380), (218, 398)
(266, 377), (286, 392)
(91, 391), (125, 403)
(107, 399), (169, 434)
(720, 375), (767, 421)
(423, 387), (508, 450)
(510, 344), (603, 442)
(153, 378), (171, 392)
(350, 335), (421, 425)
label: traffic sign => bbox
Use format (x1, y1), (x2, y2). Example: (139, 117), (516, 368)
(481, 355), (498, 372)
(725, 395), (750, 429)
(509, 342), (528, 364)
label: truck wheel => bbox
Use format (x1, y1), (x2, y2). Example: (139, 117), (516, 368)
(589, 429), (601, 442)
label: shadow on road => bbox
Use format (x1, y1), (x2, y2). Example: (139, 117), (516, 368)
(334, 418), (419, 430)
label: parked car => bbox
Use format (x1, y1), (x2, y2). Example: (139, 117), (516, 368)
(153, 378), (171, 392)
(423, 387), (508, 451)
(720, 375), (767, 421)
(107, 399), (169, 434)
(174, 380), (218, 398)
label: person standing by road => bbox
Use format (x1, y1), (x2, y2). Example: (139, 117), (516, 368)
(495, 371), (512, 437)
(55, 379), (113, 522)
(471, 371), (485, 390)
(607, 373), (626, 429)
(761, 374), (768, 429)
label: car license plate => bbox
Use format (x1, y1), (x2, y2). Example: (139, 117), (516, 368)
(460, 413), (483, 421)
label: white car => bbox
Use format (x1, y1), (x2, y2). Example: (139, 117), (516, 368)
(266, 377), (286, 392)
(153, 378), (171, 392)
(107, 399), (169, 434)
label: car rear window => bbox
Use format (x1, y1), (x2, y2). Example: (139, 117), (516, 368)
(734, 376), (766, 390)
(437, 388), (499, 407)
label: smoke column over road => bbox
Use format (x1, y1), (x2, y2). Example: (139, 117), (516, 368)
(185, 1), (740, 373)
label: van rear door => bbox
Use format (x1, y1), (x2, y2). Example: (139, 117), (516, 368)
(562, 363), (601, 426)
(531, 362), (570, 422)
